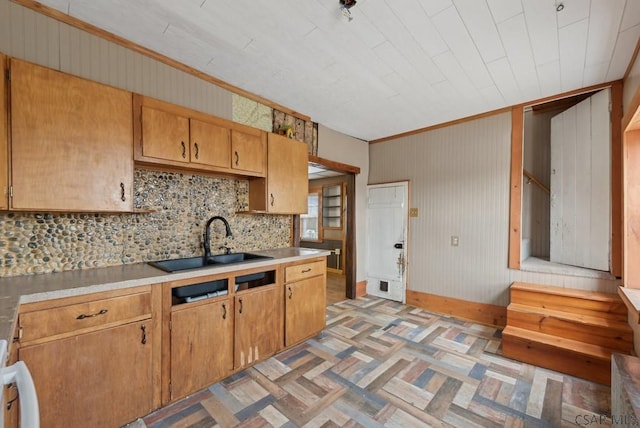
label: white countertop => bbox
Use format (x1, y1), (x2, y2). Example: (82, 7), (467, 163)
(0, 247), (330, 341)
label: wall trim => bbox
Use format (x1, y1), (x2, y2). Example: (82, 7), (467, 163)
(406, 290), (507, 327)
(355, 280), (366, 298)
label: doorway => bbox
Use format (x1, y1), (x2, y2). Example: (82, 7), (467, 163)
(520, 89), (613, 277)
(365, 181), (409, 303)
(294, 155), (359, 305)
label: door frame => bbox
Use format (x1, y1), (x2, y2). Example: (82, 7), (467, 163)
(293, 155), (360, 299)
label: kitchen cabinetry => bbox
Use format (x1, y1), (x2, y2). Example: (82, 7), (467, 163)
(9, 58), (134, 212)
(248, 133), (308, 213)
(170, 295), (233, 401)
(284, 258), (327, 346)
(16, 286), (159, 428)
(234, 269), (282, 368)
(134, 95), (266, 177)
(0, 53), (7, 210)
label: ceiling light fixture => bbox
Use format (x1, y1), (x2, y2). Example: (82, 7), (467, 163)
(556, 2), (564, 12)
(339, 0), (357, 22)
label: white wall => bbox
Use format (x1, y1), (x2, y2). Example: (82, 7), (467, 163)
(0, 0), (232, 119)
(317, 125), (369, 283)
(369, 113), (619, 307)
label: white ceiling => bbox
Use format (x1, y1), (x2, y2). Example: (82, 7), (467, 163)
(36, 0), (640, 141)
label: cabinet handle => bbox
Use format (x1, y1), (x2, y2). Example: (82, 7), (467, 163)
(234, 151), (239, 166)
(270, 193), (274, 207)
(181, 141), (186, 158)
(302, 268), (311, 273)
(222, 303), (227, 320)
(76, 308), (108, 320)
(238, 298), (243, 314)
(194, 142), (199, 159)
(120, 182), (126, 202)
(288, 286), (293, 299)
(141, 324), (147, 345)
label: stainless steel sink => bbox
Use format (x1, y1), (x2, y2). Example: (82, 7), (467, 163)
(148, 253), (273, 273)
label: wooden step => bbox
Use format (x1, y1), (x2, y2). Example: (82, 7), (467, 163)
(510, 282), (627, 320)
(502, 326), (613, 385)
(507, 303), (633, 353)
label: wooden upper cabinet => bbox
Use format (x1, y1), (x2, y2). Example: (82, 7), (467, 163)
(230, 129), (266, 175)
(248, 133), (308, 213)
(0, 54), (7, 210)
(134, 95), (265, 177)
(9, 58), (134, 212)
(190, 118), (230, 168)
(141, 104), (190, 163)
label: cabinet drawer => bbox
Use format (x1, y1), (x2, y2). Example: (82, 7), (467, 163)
(20, 292), (152, 343)
(285, 260), (325, 283)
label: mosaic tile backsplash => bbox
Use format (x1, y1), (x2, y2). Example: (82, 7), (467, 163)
(0, 169), (292, 277)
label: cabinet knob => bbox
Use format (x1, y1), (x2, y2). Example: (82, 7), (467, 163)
(288, 286), (293, 299)
(194, 142), (199, 159)
(222, 303), (227, 320)
(238, 298), (243, 314)
(270, 193), (274, 207)
(181, 141), (186, 158)
(141, 324), (147, 345)
(234, 151), (239, 166)
(120, 182), (126, 202)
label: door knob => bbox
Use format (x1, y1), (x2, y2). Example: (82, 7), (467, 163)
(394, 243), (403, 249)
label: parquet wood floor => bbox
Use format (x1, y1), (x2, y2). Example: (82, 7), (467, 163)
(140, 297), (612, 427)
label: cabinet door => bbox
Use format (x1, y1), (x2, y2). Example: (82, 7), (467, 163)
(190, 118), (230, 168)
(234, 286), (281, 368)
(285, 275), (326, 346)
(267, 133), (309, 213)
(10, 59), (134, 212)
(170, 298), (233, 401)
(231, 129), (266, 175)
(141, 105), (190, 163)
(0, 53), (7, 210)
(19, 320), (153, 428)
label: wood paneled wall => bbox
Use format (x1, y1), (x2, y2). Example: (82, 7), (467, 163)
(0, 0), (232, 119)
(369, 112), (620, 307)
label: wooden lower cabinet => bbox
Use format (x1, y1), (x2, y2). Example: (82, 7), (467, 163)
(170, 298), (233, 401)
(284, 259), (327, 346)
(234, 285), (282, 369)
(285, 275), (326, 347)
(19, 320), (154, 428)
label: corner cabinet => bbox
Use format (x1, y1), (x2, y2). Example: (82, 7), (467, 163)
(0, 53), (7, 210)
(134, 95), (266, 177)
(16, 286), (160, 428)
(284, 258), (327, 346)
(9, 58), (134, 212)
(248, 133), (309, 214)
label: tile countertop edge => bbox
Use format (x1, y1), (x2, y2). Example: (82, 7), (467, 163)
(0, 247), (330, 343)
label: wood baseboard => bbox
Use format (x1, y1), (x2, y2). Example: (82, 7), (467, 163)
(406, 290), (507, 327)
(355, 280), (367, 298)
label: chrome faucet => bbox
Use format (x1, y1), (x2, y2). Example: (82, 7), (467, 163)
(203, 216), (233, 259)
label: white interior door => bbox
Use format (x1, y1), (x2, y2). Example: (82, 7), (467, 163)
(550, 88), (611, 271)
(366, 182), (408, 303)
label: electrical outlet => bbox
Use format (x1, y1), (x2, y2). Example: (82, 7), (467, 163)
(409, 208), (418, 217)
(451, 236), (459, 246)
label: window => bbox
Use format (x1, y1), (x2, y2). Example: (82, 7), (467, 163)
(300, 188), (322, 242)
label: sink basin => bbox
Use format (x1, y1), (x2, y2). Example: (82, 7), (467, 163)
(148, 253), (273, 273)
(208, 252), (270, 264)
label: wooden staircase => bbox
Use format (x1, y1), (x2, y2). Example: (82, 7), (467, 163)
(502, 282), (633, 385)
